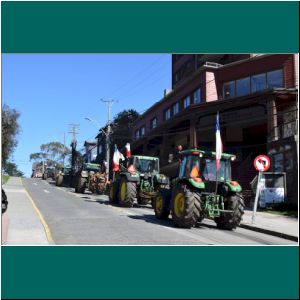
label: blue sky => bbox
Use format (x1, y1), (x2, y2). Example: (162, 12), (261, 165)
(2, 54), (172, 177)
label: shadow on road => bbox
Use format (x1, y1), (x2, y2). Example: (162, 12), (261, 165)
(128, 214), (176, 228)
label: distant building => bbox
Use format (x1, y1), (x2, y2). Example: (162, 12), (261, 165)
(132, 54), (298, 207)
(83, 140), (97, 163)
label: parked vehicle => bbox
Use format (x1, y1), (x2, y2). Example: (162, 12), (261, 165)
(42, 166), (55, 180)
(108, 155), (169, 207)
(154, 148), (244, 229)
(74, 163), (106, 194)
(55, 166), (72, 187)
(2, 189), (8, 214)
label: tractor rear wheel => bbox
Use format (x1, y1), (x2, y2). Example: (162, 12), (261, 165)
(214, 193), (245, 230)
(171, 184), (201, 228)
(108, 182), (119, 204)
(75, 177), (86, 194)
(154, 190), (170, 220)
(56, 174), (63, 186)
(118, 177), (136, 207)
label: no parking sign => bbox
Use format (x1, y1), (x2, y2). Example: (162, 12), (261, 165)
(254, 155), (270, 172)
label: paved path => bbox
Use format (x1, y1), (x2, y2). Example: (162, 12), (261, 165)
(19, 178), (297, 245)
(2, 177), (49, 245)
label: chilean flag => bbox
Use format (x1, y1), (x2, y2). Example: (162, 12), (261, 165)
(112, 145), (125, 172)
(216, 113), (223, 171)
(125, 143), (131, 158)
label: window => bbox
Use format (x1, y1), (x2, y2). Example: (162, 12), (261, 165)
(267, 69), (283, 88)
(150, 117), (157, 129)
(251, 73), (267, 93)
(223, 81), (235, 99)
(135, 130), (140, 139)
(194, 88), (201, 104)
(183, 96), (190, 109)
(140, 126), (145, 137)
(165, 108), (171, 120)
(173, 102), (179, 115)
(236, 77), (250, 97)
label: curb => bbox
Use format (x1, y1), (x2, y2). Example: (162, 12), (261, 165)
(240, 224), (298, 242)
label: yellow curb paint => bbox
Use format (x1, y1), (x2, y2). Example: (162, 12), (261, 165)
(23, 187), (54, 244)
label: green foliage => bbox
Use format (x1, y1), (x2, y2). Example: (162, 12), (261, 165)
(30, 142), (70, 167)
(3, 161), (24, 177)
(110, 109), (139, 152)
(3, 175), (9, 184)
(1, 104), (21, 165)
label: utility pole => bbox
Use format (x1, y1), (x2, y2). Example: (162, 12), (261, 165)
(68, 124), (79, 179)
(63, 132), (66, 167)
(101, 99), (117, 181)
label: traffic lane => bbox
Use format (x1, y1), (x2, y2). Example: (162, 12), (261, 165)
(22, 179), (212, 245)
(23, 178), (297, 245)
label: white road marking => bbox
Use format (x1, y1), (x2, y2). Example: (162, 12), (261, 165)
(43, 189), (50, 194)
(34, 183), (37, 186)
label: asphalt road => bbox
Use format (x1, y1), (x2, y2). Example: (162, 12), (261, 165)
(22, 178), (296, 245)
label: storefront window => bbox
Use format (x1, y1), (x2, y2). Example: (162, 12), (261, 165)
(236, 77), (250, 96)
(223, 81), (235, 99)
(251, 73), (267, 93)
(194, 88), (201, 104)
(267, 69), (283, 88)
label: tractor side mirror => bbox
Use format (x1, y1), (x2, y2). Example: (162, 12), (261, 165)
(168, 154), (173, 163)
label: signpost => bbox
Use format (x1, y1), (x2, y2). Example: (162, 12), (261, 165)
(252, 155), (270, 224)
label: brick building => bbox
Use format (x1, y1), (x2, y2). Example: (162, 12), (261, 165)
(132, 54), (298, 207)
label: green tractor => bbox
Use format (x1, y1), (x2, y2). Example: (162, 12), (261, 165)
(108, 155), (169, 207)
(55, 166), (72, 187)
(155, 149), (244, 230)
(73, 163), (106, 194)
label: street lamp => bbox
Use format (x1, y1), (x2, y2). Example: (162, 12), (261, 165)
(84, 117), (107, 137)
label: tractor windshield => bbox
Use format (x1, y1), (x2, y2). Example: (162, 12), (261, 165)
(134, 158), (159, 173)
(201, 159), (231, 182)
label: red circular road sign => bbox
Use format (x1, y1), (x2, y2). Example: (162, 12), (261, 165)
(254, 155), (270, 172)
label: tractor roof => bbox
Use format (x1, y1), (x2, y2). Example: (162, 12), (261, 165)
(132, 155), (159, 161)
(179, 149), (236, 160)
(85, 163), (100, 170)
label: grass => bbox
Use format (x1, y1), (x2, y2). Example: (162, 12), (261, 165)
(2, 175), (10, 184)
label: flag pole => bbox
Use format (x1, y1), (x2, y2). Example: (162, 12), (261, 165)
(215, 111), (220, 195)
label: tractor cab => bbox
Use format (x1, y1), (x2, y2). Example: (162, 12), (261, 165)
(126, 156), (159, 175)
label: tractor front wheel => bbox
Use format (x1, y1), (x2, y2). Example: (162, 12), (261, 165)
(108, 182), (119, 204)
(75, 177), (86, 194)
(171, 185), (201, 228)
(118, 177), (136, 207)
(214, 193), (245, 230)
(56, 174), (63, 186)
(154, 190), (170, 220)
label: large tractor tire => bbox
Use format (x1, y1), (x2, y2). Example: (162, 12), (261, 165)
(171, 184), (201, 228)
(118, 177), (137, 207)
(214, 193), (245, 230)
(154, 189), (171, 220)
(56, 174), (63, 186)
(75, 177), (86, 194)
(108, 182), (119, 204)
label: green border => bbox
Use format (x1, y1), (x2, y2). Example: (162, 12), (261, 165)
(1, 1), (299, 53)
(1, 246), (299, 299)
(1, 1), (299, 299)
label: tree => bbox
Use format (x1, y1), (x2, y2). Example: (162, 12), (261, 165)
(4, 162), (24, 177)
(30, 142), (70, 172)
(2, 104), (21, 165)
(110, 109), (139, 152)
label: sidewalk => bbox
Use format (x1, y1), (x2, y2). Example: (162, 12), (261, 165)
(240, 209), (298, 242)
(2, 177), (50, 245)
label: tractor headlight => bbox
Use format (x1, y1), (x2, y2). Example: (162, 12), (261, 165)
(230, 156), (236, 161)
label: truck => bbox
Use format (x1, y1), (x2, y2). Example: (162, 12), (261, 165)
(154, 148), (244, 229)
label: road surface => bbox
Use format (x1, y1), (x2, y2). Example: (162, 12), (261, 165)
(21, 178), (296, 245)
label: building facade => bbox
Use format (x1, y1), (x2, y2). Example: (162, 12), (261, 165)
(132, 54), (298, 207)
